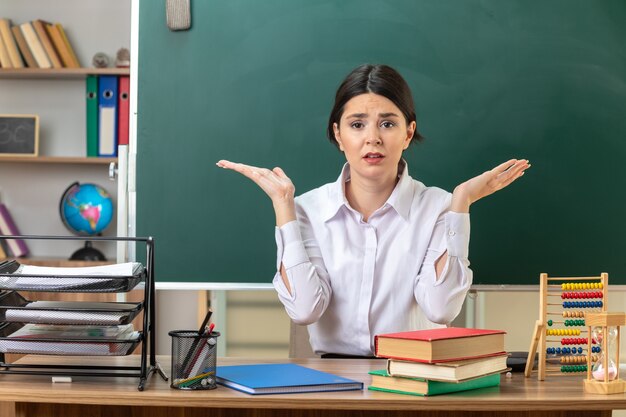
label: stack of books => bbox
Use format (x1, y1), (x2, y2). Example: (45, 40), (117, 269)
(0, 18), (80, 69)
(370, 327), (508, 396)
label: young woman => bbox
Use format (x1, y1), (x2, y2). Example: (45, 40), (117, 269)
(217, 64), (530, 357)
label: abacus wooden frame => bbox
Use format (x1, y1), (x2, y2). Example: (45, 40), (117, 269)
(525, 272), (608, 381)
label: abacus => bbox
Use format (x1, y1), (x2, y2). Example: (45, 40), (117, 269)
(525, 272), (608, 380)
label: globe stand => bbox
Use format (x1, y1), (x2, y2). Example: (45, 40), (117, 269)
(69, 241), (107, 261)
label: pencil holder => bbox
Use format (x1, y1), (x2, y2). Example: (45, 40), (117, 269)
(169, 330), (219, 390)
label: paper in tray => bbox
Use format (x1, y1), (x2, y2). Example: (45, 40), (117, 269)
(0, 322), (143, 356)
(0, 291), (143, 325)
(0, 261), (145, 292)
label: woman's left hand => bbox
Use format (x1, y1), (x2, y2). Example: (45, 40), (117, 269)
(451, 159), (530, 212)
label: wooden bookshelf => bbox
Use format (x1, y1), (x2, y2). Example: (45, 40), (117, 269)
(0, 156), (117, 164)
(0, 68), (129, 80)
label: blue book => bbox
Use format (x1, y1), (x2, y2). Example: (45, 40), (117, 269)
(97, 75), (118, 157)
(216, 363), (363, 395)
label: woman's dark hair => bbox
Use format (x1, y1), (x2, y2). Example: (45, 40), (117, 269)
(326, 64), (424, 148)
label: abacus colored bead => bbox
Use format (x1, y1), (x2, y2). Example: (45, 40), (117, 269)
(578, 347), (583, 354)
(548, 319), (553, 326)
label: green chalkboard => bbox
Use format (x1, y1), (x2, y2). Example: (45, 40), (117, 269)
(137, 0), (626, 284)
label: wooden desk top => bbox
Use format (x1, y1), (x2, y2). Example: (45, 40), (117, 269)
(0, 356), (625, 412)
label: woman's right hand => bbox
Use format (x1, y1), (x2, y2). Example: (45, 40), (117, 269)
(216, 160), (296, 226)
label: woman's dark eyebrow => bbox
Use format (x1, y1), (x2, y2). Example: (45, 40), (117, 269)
(346, 113), (368, 119)
(379, 112), (400, 118)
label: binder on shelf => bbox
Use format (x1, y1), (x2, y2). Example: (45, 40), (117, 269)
(45, 22), (78, 68)
(0, 19), (24, 68)
(19, 22), (50, 68)
(10, 26), (37, 68)
(31, 20), (62, 69)
(118, 76), (130, 146)
(0, 204), (28, 258)
(86, 75), (99, 157)
(98, 75), (118, 157)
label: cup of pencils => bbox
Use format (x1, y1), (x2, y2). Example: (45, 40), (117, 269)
(169, 313), (219, 389)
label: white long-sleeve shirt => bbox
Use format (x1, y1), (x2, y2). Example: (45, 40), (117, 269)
(273, 162), (473, 356)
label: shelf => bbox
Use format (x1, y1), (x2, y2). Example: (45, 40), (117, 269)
(0, 68), (130, 80)
(0, 156), (116, 165)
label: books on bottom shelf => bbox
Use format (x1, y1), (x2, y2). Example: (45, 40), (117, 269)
(368, 369), (501, 396)
(0, 203), (29, 258)
(0, 323), (140, 355)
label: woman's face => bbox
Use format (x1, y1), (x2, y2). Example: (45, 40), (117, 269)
(333, 93), (415, 182)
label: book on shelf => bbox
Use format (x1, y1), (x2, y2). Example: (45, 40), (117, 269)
(216, 363), (363, 395)
(45, 22), (78, 68)
(19, 22), (50, 68)
(55, 23), (80, 67)
(0, 203), (29, 258)
(0, 24), (11, 68)
(375, 327), (506, 363)
(387, 353), (509, 382)
(32, 19), (62, 69)
(10, 25), (37, 68)
(368, 369), (501, 397)
(0, 18), (24, 68)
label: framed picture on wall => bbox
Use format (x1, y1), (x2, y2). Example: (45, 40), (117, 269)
(0, 114), (39, 157)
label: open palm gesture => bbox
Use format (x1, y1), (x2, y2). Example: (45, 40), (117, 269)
(452, 159), (530, 211)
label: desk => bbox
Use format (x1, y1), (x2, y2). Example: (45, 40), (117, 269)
(0, 356), (624, 417)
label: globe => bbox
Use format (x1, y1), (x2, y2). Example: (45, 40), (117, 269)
(59, 182), (114, 261)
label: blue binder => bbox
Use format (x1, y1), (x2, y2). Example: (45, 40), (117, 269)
(216, 363), (363, 395)
(97, 75), (118, 157)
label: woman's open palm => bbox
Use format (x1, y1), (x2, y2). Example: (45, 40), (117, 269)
(216, 160), (295, 205)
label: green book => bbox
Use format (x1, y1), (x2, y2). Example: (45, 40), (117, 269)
(86, 75), (99, 157)
(368, 369), (500, 397)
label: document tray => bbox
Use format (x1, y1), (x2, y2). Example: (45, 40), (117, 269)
(0, 260), (145, 293)
(0, 322), (142, 356)
(0, 291), (143, 326)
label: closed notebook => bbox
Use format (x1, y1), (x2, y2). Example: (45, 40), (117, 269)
(375, 327), (506, 363)
(216, 363), (363, 395)
(387, 353), (509, 382)
(368, 369), (500, 397)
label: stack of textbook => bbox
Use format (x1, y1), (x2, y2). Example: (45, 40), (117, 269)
(370, 327), (508, 396)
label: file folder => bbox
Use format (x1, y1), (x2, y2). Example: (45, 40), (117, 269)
(98, 75), (118, 157)
(117, 76), (130, 146)
(86, 75), (99, 157)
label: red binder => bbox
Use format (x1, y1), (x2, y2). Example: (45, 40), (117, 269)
(117, 76), (130, 146)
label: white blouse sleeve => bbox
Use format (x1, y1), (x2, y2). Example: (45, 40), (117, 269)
(272, 220), (332, 325)
(413, 211), (473, 324)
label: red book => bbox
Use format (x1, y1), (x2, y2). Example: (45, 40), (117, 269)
(117, 76), (130, 146)
(375, 327), (506, 363)
(0, 203), (29, 258)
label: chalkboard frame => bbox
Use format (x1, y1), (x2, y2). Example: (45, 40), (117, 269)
(0, 114), (39, 157)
